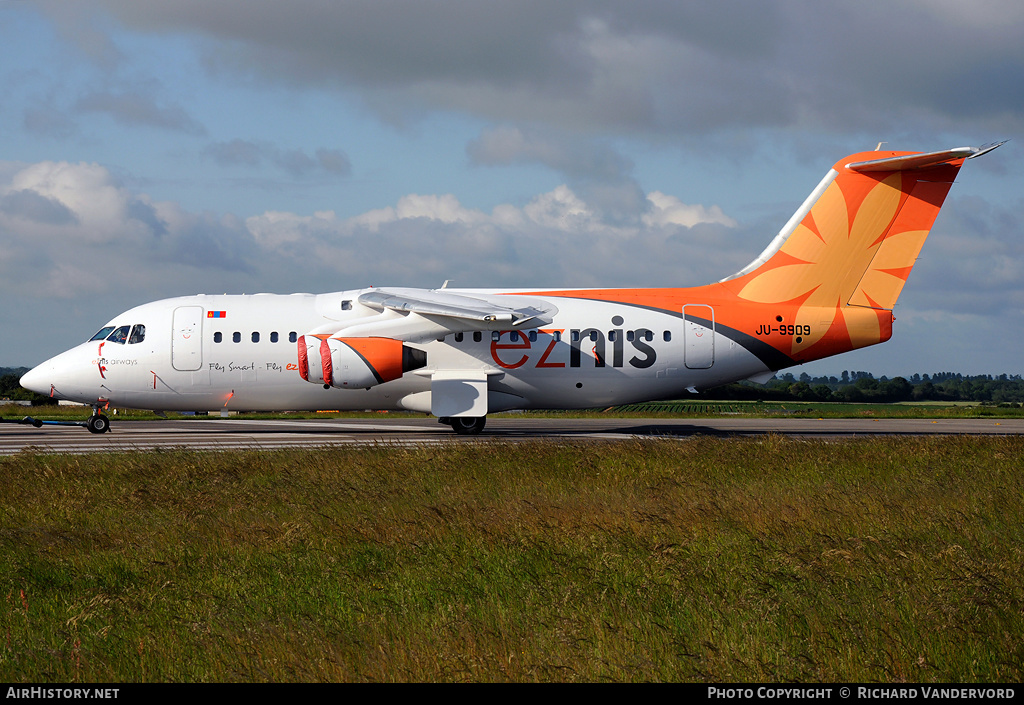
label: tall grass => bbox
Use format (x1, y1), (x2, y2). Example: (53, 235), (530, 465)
(1, 437), (1022, 682)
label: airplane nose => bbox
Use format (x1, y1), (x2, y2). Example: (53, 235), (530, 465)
(18, 345), (103, 404)
(20, 364), (51, 396)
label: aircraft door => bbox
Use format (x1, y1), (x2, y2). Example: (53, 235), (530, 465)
(172, 306), (204, 371)
(683, 304), (714, 369)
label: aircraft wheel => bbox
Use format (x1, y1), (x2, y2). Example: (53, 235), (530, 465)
(87, 414), (110, 434)
(450, 416), (486, 435)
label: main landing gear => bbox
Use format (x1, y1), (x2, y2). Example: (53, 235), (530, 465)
(439, 416), (487, 435)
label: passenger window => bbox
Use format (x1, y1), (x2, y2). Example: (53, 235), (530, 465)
(252, 332), (260, 343)
(454, 332), (464, 343)
(108, 326), (130, 344)
(663, 331), (672, 342)
(627, 331), (635, 342)
(510, 331), (519, 342)
(214, 332), (223, 343)
(492, 331), (500, 341)
(270, 332), (279, 343)
(289, 332), (297, 343)
(233, 332), (241, 343)
(552, 331), (561, 342)
(90, 326), (115, 342)
(129, 324), (146, 344)
(473, 332), (482, 343)
(571, 331), (580, 342)
(529, 330), (537, 342)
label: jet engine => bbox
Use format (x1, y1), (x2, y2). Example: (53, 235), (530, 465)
(297, 335), (426, 388)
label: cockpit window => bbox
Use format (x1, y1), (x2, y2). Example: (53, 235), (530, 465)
(90, 326), (115, 342)
(107, 325), (130, 344)
(129, 324), (146, 344)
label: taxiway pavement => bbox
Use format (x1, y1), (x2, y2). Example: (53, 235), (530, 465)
(2, 416), (1023, 456)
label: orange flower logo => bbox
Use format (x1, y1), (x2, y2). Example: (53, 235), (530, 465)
(735, 172), (906, 355)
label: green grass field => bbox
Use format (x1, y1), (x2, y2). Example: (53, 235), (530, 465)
(2, 437), (1022, 682)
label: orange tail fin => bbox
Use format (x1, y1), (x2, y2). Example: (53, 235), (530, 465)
(720, 143), (1003, 359)
(725, 144), (1003, 309)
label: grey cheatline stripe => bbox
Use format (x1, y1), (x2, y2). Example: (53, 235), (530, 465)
(538, 295), (796, 372)
(683, 313), (794, 371)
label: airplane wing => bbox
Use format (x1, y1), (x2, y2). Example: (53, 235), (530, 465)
(358, 287), (556, 329)
(296, 287), (560, 388)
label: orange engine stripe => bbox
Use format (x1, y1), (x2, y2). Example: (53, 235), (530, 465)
(336, 337), (405, 384)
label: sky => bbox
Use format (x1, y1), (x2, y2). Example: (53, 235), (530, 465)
(2, 0), (1023, 377)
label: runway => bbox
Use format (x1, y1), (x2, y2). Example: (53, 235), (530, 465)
(2, 415), (1023, 455)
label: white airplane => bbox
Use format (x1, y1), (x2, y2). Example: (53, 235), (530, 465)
(18, 143), (1003, 434)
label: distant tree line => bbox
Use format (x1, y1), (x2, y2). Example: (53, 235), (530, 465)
(0, 369), (55, 405)
(705, 371), (1024, 404)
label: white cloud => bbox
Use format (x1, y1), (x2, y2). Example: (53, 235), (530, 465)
(391, 193), (485, 225)
(0, 161), (255, 300)
(644, 191), (737, 228)
(522, 185), (599, 232)
(348, 194), (486, 232)
(5, 161), (137, 242)
(0, 159), (740, 306)
(247, 210), (337, 244)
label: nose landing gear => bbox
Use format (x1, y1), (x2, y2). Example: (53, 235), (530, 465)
(86, 410), (111, 434)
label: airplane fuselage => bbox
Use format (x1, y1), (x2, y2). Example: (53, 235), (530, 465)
(28, 288), (788, 415)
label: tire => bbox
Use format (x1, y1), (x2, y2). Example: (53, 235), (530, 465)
(450, 416), (486, 435)
(87, 414), (110, 434)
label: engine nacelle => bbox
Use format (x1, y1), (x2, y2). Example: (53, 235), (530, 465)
(297, 335), (426, 388)
(297, 335), (332, 385)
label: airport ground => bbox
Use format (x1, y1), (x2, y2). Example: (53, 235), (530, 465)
(1, 405), (1022, 682)
(3, 397), (1024, 454)
(2, 415), (1024, 455)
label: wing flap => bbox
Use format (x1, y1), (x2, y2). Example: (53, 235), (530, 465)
(358, 288), (555, 328)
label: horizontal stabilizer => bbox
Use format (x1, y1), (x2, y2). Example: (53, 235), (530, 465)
(847, 141), (1006, 172)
